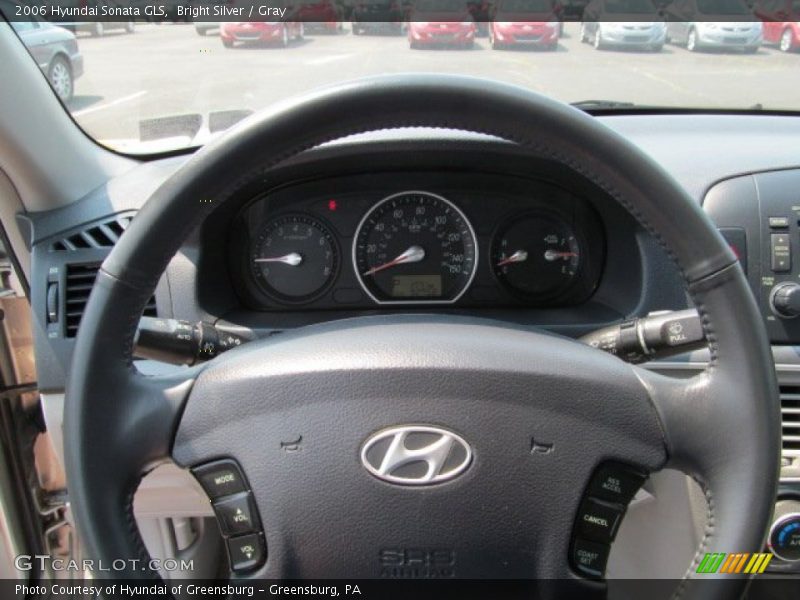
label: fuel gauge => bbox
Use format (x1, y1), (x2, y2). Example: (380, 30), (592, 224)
(491, 213), (582, 301)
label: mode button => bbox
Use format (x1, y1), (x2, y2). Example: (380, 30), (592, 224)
(193, 459), (247, 500)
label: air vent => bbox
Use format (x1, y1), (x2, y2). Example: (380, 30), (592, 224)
(780, 385), (800, 458)
(50, 214), (134, 252)
(64, 263), (157, 338)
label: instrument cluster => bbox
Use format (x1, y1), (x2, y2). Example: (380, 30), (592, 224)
(232, 174), (605, 310)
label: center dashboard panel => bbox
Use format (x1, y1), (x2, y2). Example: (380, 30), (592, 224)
(229, 172), (606, 312)
(704, 168), (800, 345)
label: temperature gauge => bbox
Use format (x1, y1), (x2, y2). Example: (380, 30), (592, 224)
(491, 213), (582, 301)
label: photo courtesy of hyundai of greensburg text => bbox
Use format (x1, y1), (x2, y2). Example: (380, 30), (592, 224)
(0, 0), (800, 599)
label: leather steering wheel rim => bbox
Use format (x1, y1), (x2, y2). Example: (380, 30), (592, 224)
(64, 74), (780, 599)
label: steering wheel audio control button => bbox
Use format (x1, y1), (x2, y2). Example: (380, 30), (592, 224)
(588, 463), (647, 505)
(571, 538), (610, 580)
(227, 533), (266, 572)
(214, 492), (260, 536)
(576, 498), (623, 543)
(193, 459), (248, 500)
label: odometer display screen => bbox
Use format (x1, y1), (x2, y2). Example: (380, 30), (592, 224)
(390, 275), (443, 298)
(353, 191), (478, 304)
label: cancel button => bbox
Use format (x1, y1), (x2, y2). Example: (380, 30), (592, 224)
(576, 497), (623, 543)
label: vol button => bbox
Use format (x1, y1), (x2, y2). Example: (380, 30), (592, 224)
(214, 492), (260, 536)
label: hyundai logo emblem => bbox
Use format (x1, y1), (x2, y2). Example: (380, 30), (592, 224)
(360, 425), (472, 485)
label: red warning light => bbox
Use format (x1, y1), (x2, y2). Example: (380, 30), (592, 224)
(328, 199), (338, 212)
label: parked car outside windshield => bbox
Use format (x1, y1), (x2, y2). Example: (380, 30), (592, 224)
(2, 0), (799, 153)
(10, 19), (83, 101)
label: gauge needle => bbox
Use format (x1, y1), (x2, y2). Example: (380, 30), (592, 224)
(544, 250), (578, 262)
(496, 250), (528, 267)
(363, 245), (425, 276)
(254, 252), (303, 266)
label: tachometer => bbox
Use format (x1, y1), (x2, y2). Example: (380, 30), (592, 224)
(251, 214), (339, 304)
(353, 191), (477, 304)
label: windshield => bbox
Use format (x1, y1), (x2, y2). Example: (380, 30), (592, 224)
(3, 1), (798, 155)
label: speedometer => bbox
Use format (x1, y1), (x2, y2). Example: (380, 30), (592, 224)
(353, 191), (478, 304)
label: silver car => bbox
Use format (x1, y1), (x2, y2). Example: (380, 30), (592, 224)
(10, 20), (84, 102)
(581, 0), (667, 51)
(664, 0), (762, 52)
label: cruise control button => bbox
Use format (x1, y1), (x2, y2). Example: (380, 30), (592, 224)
(193, 459), (247, 500)
(214, 492), (260, 536)
(576, 498), (623, 543)
(572, 538), (610, 579)
(588, 463), (647, 505)
(227, 533), (265, 572)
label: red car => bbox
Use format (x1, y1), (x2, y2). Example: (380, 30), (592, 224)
(766, 22), (800, 52)
(407, 0), (477, 48)
(755, 0), (800, 52)
(221, 21), (305, 48)
(489, 0), (561, 50)
(295, 0), (343, 33)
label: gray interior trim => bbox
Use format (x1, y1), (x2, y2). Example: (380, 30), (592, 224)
(601, 115), (800, 203)
(0, 22), (134, 213)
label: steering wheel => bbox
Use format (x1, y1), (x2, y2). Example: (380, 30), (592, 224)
(64, 75), (780, 599)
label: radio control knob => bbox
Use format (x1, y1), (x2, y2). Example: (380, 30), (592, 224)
(771, 283), (800, 318)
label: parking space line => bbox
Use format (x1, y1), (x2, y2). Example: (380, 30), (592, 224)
(631, 68), (717, 102)
(73, 91), (148, 117)
(304, 54), (354, 66)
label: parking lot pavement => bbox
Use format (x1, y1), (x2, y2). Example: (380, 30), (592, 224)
(64, 22), (800, 145)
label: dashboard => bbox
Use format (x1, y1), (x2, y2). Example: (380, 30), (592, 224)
(232, 173), (605, 311)
(18, 113), (800, 582)
(181, 144), (666, 335)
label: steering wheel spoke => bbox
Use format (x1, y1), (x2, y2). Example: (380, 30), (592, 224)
(169, 318), (669, 582)
(123, 368), (198, 459)
(632, 264), (780, 594)
(64, 268), (200, 578)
